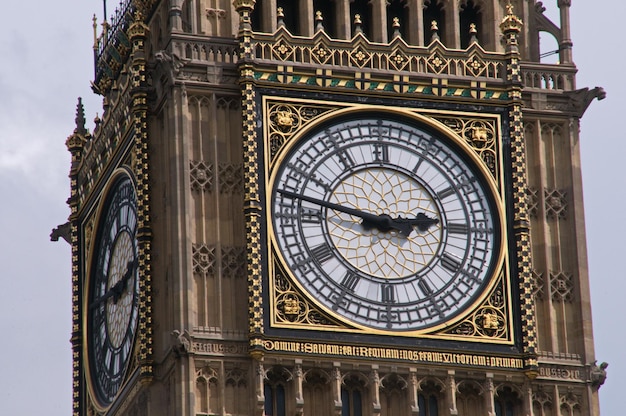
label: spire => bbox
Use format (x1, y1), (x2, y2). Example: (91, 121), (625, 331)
(66, 97), (89, 172)
(74, 97), (87, 136)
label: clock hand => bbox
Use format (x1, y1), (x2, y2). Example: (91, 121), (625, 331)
(278, 189), (435, 236)
(90, 258), (138, 309)
(389, 213), (440, 236)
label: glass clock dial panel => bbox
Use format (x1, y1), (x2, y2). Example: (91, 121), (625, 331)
(88, 176), (139, 406)
(270, 116), (501, 331)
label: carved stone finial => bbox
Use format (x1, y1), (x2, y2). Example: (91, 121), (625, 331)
(535, 1), (546, 14)
(392, 17), (401, 38)
(500, 2), (523, 34)
(92, 14), (98, 47)
(315, 10), (324, 32)
(277, 6), (285, 27)
(469, 23), (478, 44)
(430, 20), (440, 42)
(353, 14), (363, 35)
(500, 2), (523, 54)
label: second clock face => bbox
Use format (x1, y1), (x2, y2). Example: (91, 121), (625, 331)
(88, 176), (139, 406)
(270, 114), (502, 331)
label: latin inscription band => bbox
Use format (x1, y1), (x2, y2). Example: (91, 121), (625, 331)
(263, 340), (523, 369)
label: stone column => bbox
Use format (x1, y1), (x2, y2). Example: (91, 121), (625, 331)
(557, 0), (573, 63)
(484, 373), (495, 416)
(300, 0), (315, 36)
(408, 369), (420, 415)
(446, 370), (458, 415)
(169, 0), (183, 31)
(369, 0), (388, 43)
(446, 0), (460, 49)
(371, 366), (381, 414)
(294, 361), (304, 414)
(335, 0), (351, 39)
(332, 363), (343, 415)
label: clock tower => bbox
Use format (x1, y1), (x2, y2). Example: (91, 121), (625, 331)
(61, 0), (607, 415)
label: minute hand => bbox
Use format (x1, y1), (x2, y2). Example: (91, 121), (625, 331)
(277, 189), (436, 236)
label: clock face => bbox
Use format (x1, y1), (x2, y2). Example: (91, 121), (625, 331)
(87, 176), (139, 406)
(270, 115), (502, 331)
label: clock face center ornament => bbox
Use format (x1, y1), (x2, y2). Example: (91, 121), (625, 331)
(326, 167), (442, 279)
(105, 231), (136, 349)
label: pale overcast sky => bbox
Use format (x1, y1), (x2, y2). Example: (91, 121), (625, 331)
(0, 1), (621, 415)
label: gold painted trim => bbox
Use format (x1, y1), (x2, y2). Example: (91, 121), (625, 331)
(82, 169), (140, 413)
(261, 338), (525, 369)
(263, 96), (512, 343)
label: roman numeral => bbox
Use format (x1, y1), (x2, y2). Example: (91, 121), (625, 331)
(381, 284), (395, 303)
(418, 279), (433, 296)
(412, 158), (423, 173)
(441, 253), (461, 273)
(336, 149), (354, 169)
(340, 271), (360, 292)
(373, 143), (389, 163)
(301, 207), (322, 223)
(310, 242), (334, 264)
(326, 130), (355, 169)
(447, 223), (469, 234)
(437, 186), (456, 200)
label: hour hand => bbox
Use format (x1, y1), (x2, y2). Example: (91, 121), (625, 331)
(277, 189), (437, 237)
(390, 213), (440, 236)
(90, 258), (138, 309)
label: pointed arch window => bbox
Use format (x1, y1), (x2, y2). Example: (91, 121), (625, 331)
(387, 0), (409, 40)
(350, 0), (373, 39)
(460, 0), (482, 48)
(341, 374), (365, 416)
(264, 367), (289, 416)
(313, 0), (336, 37)
(303, 369), (330, 415)
(195, 367), (219, 415)
(423, 1), (445, 45)
(495, 386), (521, 416)
(418, 393), (439, 416)
(264, 383), (286, 416)
(418, 379), (442, 416)
(277, 0), (300, 34)
(456, 381), (485, 415)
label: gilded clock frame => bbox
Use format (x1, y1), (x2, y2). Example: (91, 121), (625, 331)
(262, 95), (514, 345)
(82, 168), (141, 412)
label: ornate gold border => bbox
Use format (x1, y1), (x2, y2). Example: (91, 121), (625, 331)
(501, 7), (538, 373)
(262, 96), (513, 344)
(74, 12), (154, 413)
(81, 169), (140, 413)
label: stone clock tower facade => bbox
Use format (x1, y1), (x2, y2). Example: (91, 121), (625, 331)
(62, 0), (606, 415)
